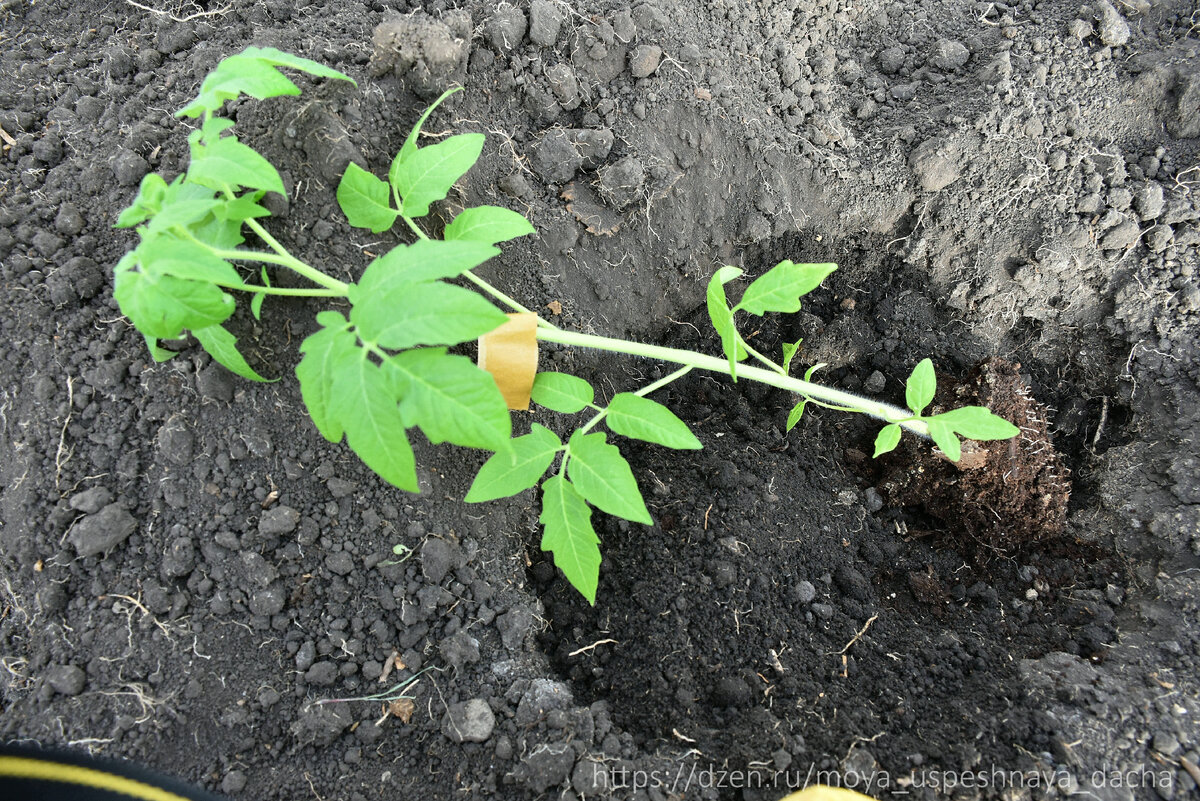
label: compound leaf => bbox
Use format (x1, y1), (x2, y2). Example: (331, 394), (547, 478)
(192, 324), (271, 382)
(929, 406), (1020, 441)
(351, 280), (508, 350)
(295, 312), (358, 442)
(189, 135), (285, 196)
(540, 475), (601, 604)
(926, 420), (962, 462)
(567, 431), (651, 525)
(444, 206), (535, 245)
(906, 358), (936, 416)
(386, 349), (512, 451)
(331, 351), (419, 491)
(356, 240), (500, 292)
(606, 393), (701, 450)
(706, 266), (747, 380)
(115, 174), (169, 228)
(734, 260), (837, 316)
(466, 423), (561, 503)
(873, 423), (902, 458)
(337, 162), (398, 233)
(530, 372), (594, 414)
(392, 133), (485, 218)
(242, 47), (354, 82)
(215, 191), (270, 224)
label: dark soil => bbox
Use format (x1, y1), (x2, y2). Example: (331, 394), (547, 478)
(2, 1), (1199, 800)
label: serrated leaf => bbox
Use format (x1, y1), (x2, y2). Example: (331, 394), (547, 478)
(781, 340), (801, 374)
(786, 401), (806, 432)
(189, 136), (285, 196)
(539, 475), (601, 605)
(115, 174), (169, 228)
(331, 351), (419, 491)
(706, 266), (747, 381)
(906, 358), (936, 416)
(137, 233), (243, 286)
(296, 313), (357, 442)
(567, 431), (651, 525)
(873, 423), (902, 457)
(114, 257), (234, 339)
(356, 240), (500, 293)
(337, 162), (398, 233)
(466, 424), (562, 502)
(392, 133), (485, 218)
(530, 372), (594, 413)
(386, 349), (512, 451)
(192, 324), (271, 382)
(606, 393), (701, 450)
(926, 420), (961, 461)
(178, 46), (354, 118)
(930, 406), (1020, 440)
(393, 86), (462, 177)
(351, 280), (508, 350)
(734, 260), (837, 316)
(444, 206), (535, 245)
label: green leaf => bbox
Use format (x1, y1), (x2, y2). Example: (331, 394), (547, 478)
(530, 372), (594, 414)
(706, 266), (747, 381)
(250, 267), (269, 320)
(606, 393), (701, 450)
(926, 420), (961, 461)
(331, 351), (419, 491)
(114, 257), (234, 339)
(115, 174), (169, 228)
(466, 424), (562, 502)
(803, 362), (827, 381)
(393, 86), (462, 175)
(386, 349), (512, 451)
(930, 406), (1020, 441)
(781, 340), (801, 374)
(392, 133), (485, 218)
(178, 46), (355, 118)
(566, 431), (651, 525)
(444, 206), (535, 245)
(356, 240), (500, 292)
(351, 280), (508, 351)
(734, 260), (837, 316)
(137, 233), (243, 286)
(142, 334), (177, 363)
(190, 210), (246, 250)
(906, 358), (936, 416)
(873, 423), (902, 457)
(337, 162), (399, 233)
(539, 475), (601, 605)
(189, 136), (285, 196)
(192, 324), (271, 382)
(296, 313), (358, 442)
(785, 401), (806, 432)
(215, 191), (270, 224)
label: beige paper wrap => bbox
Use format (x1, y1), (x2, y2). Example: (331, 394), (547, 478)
(478, 313), (538, 410)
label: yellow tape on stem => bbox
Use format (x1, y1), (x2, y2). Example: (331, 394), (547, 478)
(478, 312), (538, 410)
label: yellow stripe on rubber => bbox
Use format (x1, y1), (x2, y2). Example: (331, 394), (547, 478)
(0, 754), (197, 801)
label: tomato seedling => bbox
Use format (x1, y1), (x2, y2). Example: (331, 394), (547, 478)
(114, 49), (1019, 604)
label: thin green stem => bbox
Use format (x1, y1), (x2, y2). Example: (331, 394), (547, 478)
(740, 341), (787, 377)
(229, 284), (345, 298)
(536, 328), (929, 436)
(243, 218), (349, 293)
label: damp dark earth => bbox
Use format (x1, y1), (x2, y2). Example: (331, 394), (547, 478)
(2, 1), (1199, 800)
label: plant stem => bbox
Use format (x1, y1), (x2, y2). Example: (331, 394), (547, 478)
(536, 328), (928, 436)
(243, 219), (349, 293)
(230, 284), (345, 297)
